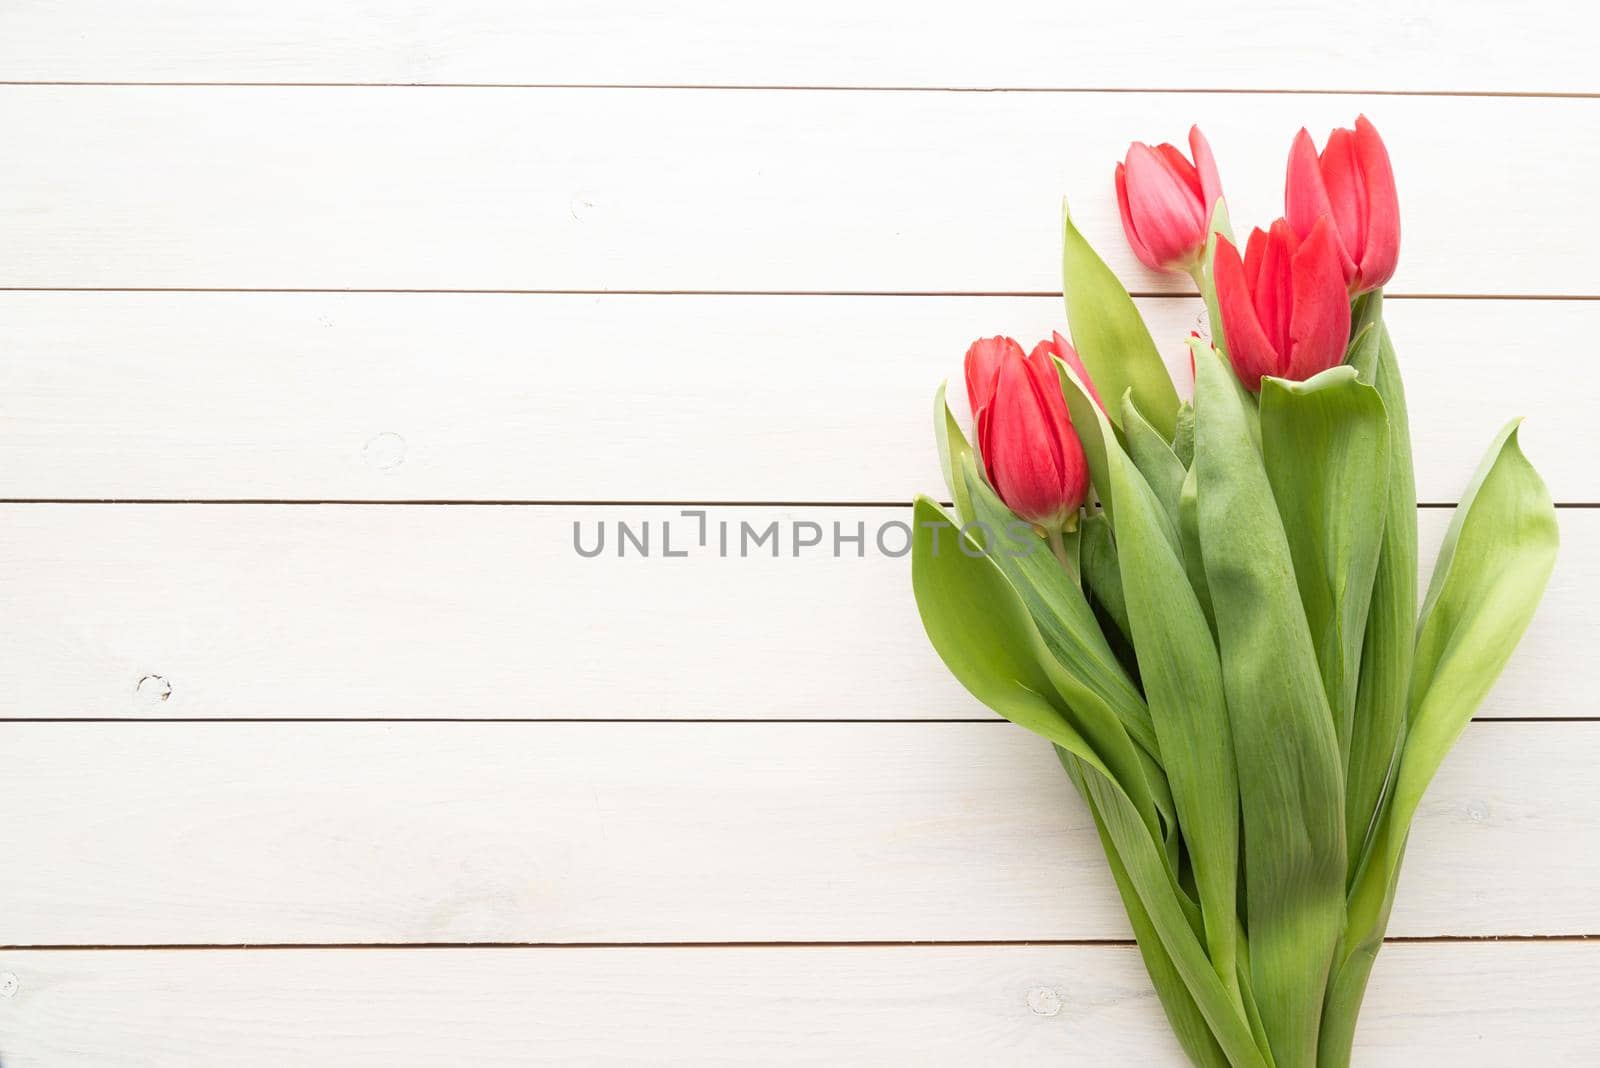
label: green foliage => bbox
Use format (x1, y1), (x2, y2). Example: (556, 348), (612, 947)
(912, 238), (1558, 1067)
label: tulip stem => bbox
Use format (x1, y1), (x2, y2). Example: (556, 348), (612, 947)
(1046, 527), (1074, 574)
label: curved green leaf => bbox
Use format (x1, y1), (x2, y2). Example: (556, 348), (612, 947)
(1326, 420), (1555, 1068)
(910, 495), (1162, 842)
(1173, 400), (1197, 469)
(1195, 199), (1234, 358)
(1072, 758), (1265, 1068)
(1060, 751), (1235, 1068)
(957, 458), (1157, 761)
(1179, 463), (1216, 636)
(1342, 296), (1416, 887)
(1124, 389), (1187, 534)
(1259, 362), (1389, 777)
(933, 381), (975, 525)
(1058, 361), (1115, 522)
(1396, 421), (1559, 842)
(1061, 203), (1179, 438)
(1078, 512), (1132, 647)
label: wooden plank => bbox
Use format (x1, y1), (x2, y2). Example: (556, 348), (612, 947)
(0, 505), (1587, 721)
(0, 1), (1593, 94)
(0, 722), (1591, 944)
(2, 293), (1592, 504)
(0, 942), (1593, 1065)
(1, 89), (1596, 295)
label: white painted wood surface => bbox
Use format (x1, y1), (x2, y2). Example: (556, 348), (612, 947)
(0, 2), (1593, 1062)
(0, 723), (1592, 944)
(0, 943), (1594, 1066)
(2, 294), (1593, 503)
(0, 506), (1590, 721)
(0, 1), (1594, 94)
(1, 90), (1597, 296)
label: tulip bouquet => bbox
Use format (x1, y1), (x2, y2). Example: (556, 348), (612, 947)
(911, 118), (1559, 1067)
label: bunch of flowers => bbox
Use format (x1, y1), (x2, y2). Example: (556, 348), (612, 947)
(911, 118), (1558, 1067)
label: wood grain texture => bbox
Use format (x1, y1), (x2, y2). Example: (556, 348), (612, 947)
(0, 7), (1592, 1055)
(0, 505), (1587, 721)
(2, 293), (1592, 503)
(0, 722), (1591, 945)
(1, 89), (1596, 295)
(0, 1), (1594, 94)
(0, 943), (1594, 1066)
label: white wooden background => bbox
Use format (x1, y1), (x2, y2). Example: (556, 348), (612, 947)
(1, 3), (1597, 1064)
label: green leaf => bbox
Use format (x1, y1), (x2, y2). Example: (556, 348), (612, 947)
(1061, 202), (1179, 438)
(910, 495), (1164, 841)
(1396, 420), (1559, 843)
(1193, 344), (1346, 1068)
(1173, 401), (1197, 469)
(1343, 293), (1416, 886)
(1073, 385), (1243, 1010)
(1078, 512), (1132, 647)
(911, 492), (1266, 1068)
(1070, 756), (1266, 1068)
(957, 458), (1158, 761)
(1058, 361), (1115, 523)
(1059, 751), (1235, 1068)
(1194, 199), (1235, 357)
(1123, 389), (1187, 534)
(1325, 418), (1556, 1068)
(1318, 300), (1417, 1068)
(933, 381), (975, 525)
(1178, 463), (1215, 636)
(1258, 361), (1390, 780)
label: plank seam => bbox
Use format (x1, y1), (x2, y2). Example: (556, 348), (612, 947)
(0, 500), (1593, 509)
(1, 288), (1596, 301)
(0, 717), (1587, 725)
(0, 935), (1593, 951)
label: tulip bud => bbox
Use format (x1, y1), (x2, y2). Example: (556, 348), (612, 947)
(1115, 126), (1225, 273)
(1213, 217), (1351, 392)
(968, 336), (1090, 532)
(1284, 115), (1400, 294)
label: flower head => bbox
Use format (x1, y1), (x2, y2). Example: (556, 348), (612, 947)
(1116, 126), (1225, 273)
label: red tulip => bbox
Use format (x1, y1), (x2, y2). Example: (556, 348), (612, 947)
(1115, 126), (1225, 273)
(966, 336), (1090, 531)
(1284, 115), (1400, 294)
(1213, 217), (1351, 392)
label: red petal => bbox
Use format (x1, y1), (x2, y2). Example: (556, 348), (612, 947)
(1352, 115), (1400, 291)
(1123, 142), (1206, 269)
(984, 355), (1073, 527)
(1038, 331), (1106, 415)
(963, 336), (1023, 420)
(1188, 125), (1225, 229)
(1115, 161), (1159, 271)
(1242, 226), (1268, 291)
(1283, 127), (1356, 286)
(1285, 217), (1353, 381)
(1155, 142), (1204, 202)
(1319, 128), (1367, 265)
(1251, 220), (1299, 367)
(1213, 235), (1280, 391)
(1023, 343), (1075, 463)
(1024, 347), (1089, 516)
